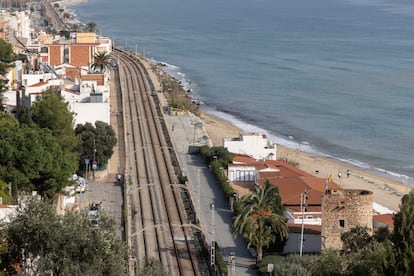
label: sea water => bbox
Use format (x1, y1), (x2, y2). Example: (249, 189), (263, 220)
(71, 0), (414, 184)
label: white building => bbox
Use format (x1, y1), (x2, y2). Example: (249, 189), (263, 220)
(5, 11), (31, 40)
(224, 132), (277, 160)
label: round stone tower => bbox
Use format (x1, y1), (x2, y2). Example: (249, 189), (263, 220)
(321, 189), (373, 250)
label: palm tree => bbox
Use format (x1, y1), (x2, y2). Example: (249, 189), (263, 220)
(90, 51), (110, 73)
(85, 22), (98, 33)
(233, 180), (288, 263)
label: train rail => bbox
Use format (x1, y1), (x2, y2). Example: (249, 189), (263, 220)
(112, 48), (200, 275)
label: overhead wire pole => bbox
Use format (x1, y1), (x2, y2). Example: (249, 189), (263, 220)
(300, 189), (308, 257)
(210, 203), (215, 272)
(197, 168), (201, 221)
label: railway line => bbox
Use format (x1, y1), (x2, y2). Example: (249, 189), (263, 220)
(112, 48), (201, 275)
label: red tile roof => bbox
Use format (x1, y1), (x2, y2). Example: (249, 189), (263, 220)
(28, 81), (48, 87)
(62, 88), (79, 94)
(373, 214), (394, 230)
(232, 154), (342, 207)
(288, 223), (321, 234)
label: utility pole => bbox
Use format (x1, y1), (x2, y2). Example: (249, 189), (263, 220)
(229, 252), (236, 276)
(210, 203), (215, 272)
(197, 169), (201, 217)
(300, 189), (308, 257)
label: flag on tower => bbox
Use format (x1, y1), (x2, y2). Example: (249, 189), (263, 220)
(325, 173), (332, 192)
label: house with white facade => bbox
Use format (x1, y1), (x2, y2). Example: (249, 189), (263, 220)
(62, 79), (110, 126)
(224, 132), (277, 160)
(228, 154), (345, 254)
(1, 24), (112, 127)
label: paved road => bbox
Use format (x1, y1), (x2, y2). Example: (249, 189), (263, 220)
(165, 112), (257, 275)
(77, 181), (124, 239)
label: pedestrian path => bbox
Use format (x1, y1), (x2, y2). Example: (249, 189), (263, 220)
(164, 111), (257, 275)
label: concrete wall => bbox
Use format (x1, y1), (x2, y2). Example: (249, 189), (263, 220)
(228, 165), (256, 182)
(49, 45), (62, 66)
(224, 133), (277, 160)
(70, 45), (91, 67)
(321, 189), (373, 250)
(76, 32), (96, 43)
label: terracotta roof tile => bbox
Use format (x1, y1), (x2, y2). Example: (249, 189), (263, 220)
(373, 214), (394, 230)
(288, 223), (321, 234)
(28, 81), (48, 87)
(232, 154), (342, 207)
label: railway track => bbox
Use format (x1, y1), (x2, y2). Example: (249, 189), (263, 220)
(112, 48), (201, 275)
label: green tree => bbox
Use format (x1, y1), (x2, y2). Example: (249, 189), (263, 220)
(30, 89), (79, 179)
(2, 199), (127, 275)
(75, 121), (117, 171)
(259, 255), (313, 276)
(391, 190), (414, 274)
(91, 51), (110, 73)
(345, 240), (392, 276)
(0, 39), (17, 109)
(85, 22), (98, 33)
(136, 257), (168, 276)
(308, 249), (344, 276)
(233, 180), (287, 263)
(0, 39), (16, 75)
(341, 226), (373, 253)
(0, 113), (72, 198)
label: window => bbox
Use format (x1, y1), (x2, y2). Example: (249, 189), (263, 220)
(339, 219), (345, 227)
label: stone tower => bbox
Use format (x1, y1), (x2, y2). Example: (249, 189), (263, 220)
(321, 189), (373, 250)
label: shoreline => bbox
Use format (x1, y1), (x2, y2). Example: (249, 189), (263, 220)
(197, 109), (409, 212)
(61, 0), (410, 212)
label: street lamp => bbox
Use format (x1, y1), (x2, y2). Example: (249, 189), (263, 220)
(92, 138), (97, 181)
(229, 252), (236, 276)
(210, 203), (215, 271)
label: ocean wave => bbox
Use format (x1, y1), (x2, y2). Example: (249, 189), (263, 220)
(202, 105), (412, 186)
(157, 60), (201, 102)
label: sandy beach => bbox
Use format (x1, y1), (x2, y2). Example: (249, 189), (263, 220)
(198, 111), (410, 213)
(137, 55), (410, 213)
(60, 0), (410, 214)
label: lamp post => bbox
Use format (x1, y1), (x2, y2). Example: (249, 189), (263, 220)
(229, 252), (236, 276)
(92, 138), (97, 181)
(210, 203), (215, 272)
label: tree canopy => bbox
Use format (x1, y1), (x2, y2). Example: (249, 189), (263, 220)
(91, 51), (110, 73)
(0, 113), (72, 198)
(233, 180), (287, 263)
(391, 190), (414, 274)
(0, 199), (127, 275)
(0, 39), (17, 109)
(30, 89), (79, 177)
(75, 121), (117, 171)
(0, 89), (80, 199)
(136, 257), (168, 276)
(85, 22), (98, 33)
(0, 39), (16, 75)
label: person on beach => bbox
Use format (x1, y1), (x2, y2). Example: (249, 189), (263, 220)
(338, 171), (342, 179)
(347, 169), (350, 178)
